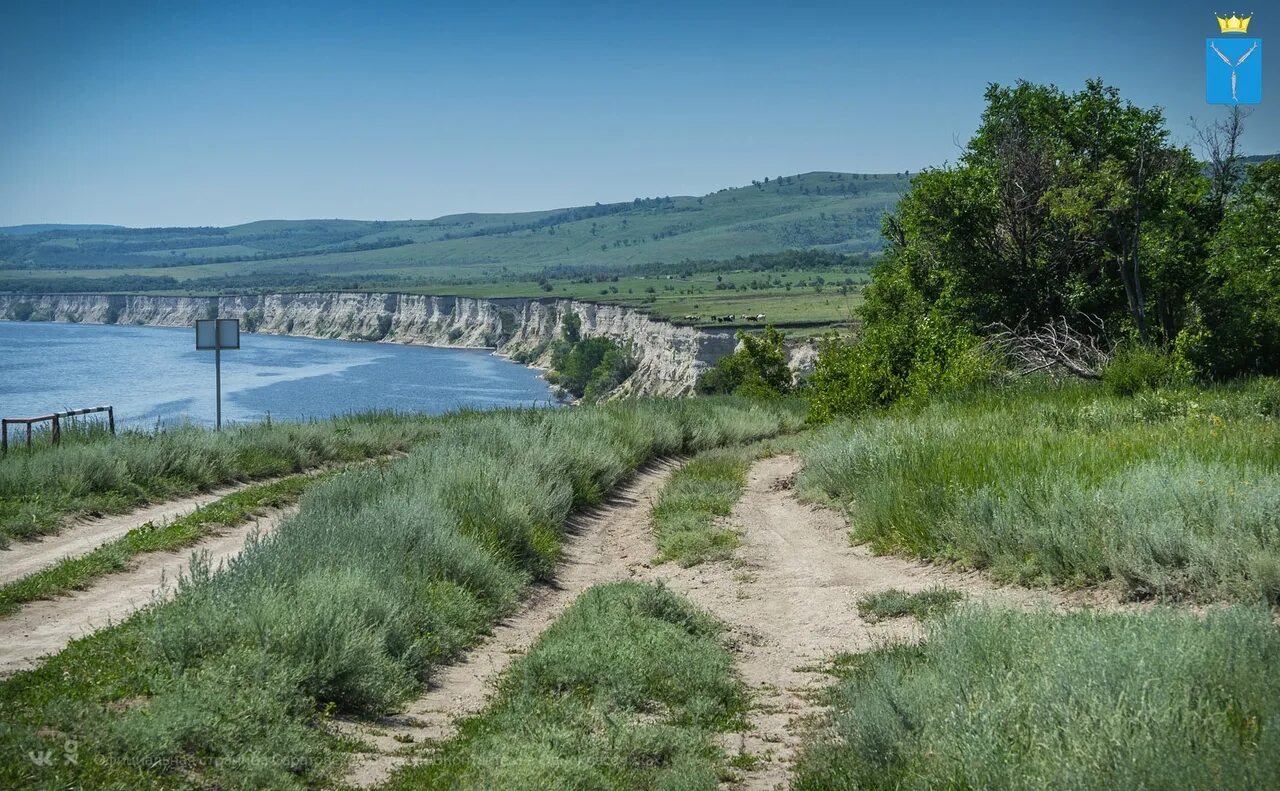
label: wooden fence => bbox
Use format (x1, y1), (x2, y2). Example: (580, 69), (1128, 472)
(1, 405), (115, 452)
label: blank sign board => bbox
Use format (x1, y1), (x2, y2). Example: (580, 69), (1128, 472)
(195, 318), (241, 350)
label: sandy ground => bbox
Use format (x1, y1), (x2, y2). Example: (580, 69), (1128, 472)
(0, 482), (264, 586)
(0, 506), (293, 677)
(337, 459), (679, 787)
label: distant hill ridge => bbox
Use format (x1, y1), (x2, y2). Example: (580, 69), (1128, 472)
(0, 171), (911, 282)
(0, 224), (124, 236)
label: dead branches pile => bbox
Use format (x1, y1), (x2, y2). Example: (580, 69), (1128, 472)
(983, 315), (1112, 380)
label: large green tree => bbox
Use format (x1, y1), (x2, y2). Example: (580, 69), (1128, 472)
(806, 80), (1248, 418)
(884, 79), (1207, 345)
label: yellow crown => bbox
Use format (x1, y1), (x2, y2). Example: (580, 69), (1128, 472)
(1216, 14), (1252, 33)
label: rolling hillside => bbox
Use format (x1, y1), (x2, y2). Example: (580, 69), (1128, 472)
(0, 171), (908, 290)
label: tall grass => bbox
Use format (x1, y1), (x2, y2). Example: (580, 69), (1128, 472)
(0, 398), (801, 789)
(794, 606), (1280, 790)
(800, 379), (1280, 602)
(0, 411), (447, 545)
(388, 581), (743, 790)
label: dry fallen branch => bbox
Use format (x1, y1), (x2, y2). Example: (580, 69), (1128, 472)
(983, 315), (1112, 380)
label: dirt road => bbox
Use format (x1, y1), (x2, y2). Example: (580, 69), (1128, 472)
(0, 506), (293, 676)
(339, 460), (679, 788)
(0, 482), (262, 586)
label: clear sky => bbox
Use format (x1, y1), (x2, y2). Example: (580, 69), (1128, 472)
(1, 0), (1275, 227)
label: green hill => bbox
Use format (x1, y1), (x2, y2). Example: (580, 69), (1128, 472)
(0, 171), (908, 291)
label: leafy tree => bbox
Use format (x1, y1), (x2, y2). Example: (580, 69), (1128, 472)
(548, 335), (636, 401)
(881, 80), (1207, 345)
(697, 326), (792, 396)
(560, 310), (582, 343)
(808, 79), (1217, 418)
(1177, 161), (1280, 378)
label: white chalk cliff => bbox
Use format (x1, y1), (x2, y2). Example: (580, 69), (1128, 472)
(0, 292), (742, 397)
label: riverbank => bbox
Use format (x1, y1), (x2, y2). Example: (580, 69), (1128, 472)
(0, 292), (743, 397)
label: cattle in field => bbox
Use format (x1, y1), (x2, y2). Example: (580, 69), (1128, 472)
(743, 313), (766, 322)
(683, 314), (701, 321)
(714, 314), (735, 323)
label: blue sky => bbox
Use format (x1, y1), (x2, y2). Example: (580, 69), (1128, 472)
(1, 0), (1275, 227)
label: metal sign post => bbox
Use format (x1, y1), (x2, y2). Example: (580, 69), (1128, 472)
(195, 318), (240, 430)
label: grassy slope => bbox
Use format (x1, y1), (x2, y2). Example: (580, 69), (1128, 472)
(800, 379), (1280, 603)
(386, 582), (743, 790)
(0, 399), (802, 790)
(0, 413), (441, 545)
(0, 172), (906, 284)
(794, 606), (1280, 790)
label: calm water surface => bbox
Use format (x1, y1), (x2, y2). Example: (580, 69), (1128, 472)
(0, 322), (556, 428)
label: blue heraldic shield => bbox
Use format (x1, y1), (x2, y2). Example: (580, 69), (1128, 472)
(1206, 38), (1262, 105)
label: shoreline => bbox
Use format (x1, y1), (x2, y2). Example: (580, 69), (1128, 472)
(0, 291), (731, 398)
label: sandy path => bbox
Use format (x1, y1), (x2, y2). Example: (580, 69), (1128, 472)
(649, 455), (1083, 790)
(338, 459), (678, 788)
(1, 481), (270, 586)
(0, 506), (293, 677)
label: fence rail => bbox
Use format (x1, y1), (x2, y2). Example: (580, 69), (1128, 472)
(1, 405), (115, 452)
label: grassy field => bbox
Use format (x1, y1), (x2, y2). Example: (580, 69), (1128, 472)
(0, 412), (444, 546)
(794, 606), (1280, 789)
(0, 399), (801, 789)
(800, 379), (1280, 603)
(386, 581), (742, 790)
(0, 172), (904, 290)
(408, 266), (868, 329)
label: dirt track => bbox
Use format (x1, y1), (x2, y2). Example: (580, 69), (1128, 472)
(339, 460), (679, 787)
(0, 507), (293, 676)
(650, 455), (1074, 790)
(0, 482), (261, 586)
(341, 454), (1085, 789)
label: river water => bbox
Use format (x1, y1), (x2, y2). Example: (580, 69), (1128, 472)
(0, 321), (556, 429)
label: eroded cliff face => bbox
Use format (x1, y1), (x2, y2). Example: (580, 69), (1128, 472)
(0, 292), (739, 397)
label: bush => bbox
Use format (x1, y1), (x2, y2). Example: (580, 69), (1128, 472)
(1177, 161), (1280, 380)
(696, 326), (792, 397)
(7, 301), (34, 321)
(548, 334), (637, 401)
(1102, 345), (1183, 396)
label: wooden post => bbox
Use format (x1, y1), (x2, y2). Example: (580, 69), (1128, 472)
(51, 415), (60, 446)
(108, 406), (115, 435)
(26, 422), (32, 449)
(1, 419), (7, 453)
